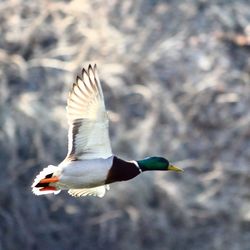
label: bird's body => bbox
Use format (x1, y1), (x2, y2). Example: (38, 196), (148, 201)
(32, 65), (182, 198)
(58, 157), (114, 189)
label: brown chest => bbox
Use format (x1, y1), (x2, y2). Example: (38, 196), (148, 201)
(105, 157), (141, 184)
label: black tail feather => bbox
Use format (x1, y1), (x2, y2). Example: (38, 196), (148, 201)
(35, 173), (53, 188)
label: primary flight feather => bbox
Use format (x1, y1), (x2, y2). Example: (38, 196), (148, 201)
(32, 64), (183, 198)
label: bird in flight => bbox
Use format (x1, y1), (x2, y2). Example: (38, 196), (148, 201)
(32, 64), (183, 198)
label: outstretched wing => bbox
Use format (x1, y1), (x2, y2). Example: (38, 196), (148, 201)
(65, 64), (112, 160)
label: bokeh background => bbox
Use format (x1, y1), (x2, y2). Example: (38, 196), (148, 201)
(1, 0), (250, 249)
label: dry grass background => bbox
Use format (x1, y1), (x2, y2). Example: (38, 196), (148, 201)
(0, 0), (250, 249)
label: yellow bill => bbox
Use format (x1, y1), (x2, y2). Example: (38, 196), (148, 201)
(168, 164), (184, 172)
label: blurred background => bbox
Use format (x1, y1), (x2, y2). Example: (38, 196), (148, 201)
(0, 0), (250, 249)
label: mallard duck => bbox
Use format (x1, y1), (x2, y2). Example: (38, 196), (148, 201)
(32, 64), (183, 198)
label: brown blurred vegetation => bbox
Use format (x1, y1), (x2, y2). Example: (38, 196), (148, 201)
(0, 0), (250, 249)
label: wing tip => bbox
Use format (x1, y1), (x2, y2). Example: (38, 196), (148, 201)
(88, 64), (92, 73)
(80, 64), (98, 78)
(81, 67), (87, 79)
(76, 75), (81, 82)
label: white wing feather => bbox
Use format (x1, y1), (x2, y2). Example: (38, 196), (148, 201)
(68, 185), (110, 198)
(65, 65), (112, 160)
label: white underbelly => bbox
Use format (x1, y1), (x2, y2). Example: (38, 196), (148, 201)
(57, 157), (113, 189)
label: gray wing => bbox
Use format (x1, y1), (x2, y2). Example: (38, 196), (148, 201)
(65, 64), (112, 160)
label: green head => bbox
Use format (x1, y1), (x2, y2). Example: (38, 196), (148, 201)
(137, 157), (183, 172)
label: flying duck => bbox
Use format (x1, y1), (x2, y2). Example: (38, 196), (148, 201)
(32, 64), (183, 198)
